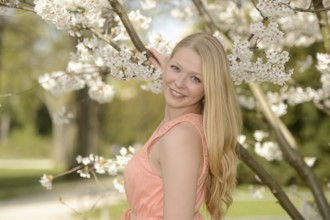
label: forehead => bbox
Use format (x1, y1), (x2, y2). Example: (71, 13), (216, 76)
(171, 47), (202, 74)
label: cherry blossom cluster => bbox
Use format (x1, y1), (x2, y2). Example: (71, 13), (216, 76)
(250, 21), (284, 48)
(279, 13), (322, 47)
(38, 35), (162, 104)
(39, 146), (135, 191)
(34, 0), (108, 36)
(38, 71), (85, 96)
(229, 38), (293, 85)
(256, 0), (294, 19)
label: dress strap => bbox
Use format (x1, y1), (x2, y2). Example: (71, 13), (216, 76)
(155, 113), (203, 138)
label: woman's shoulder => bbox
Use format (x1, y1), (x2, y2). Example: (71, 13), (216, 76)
(161, 121), (202, 149)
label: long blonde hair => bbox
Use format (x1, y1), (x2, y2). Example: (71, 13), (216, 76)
(171, 33), (241, 219)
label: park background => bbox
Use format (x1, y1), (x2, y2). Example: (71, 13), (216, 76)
(0, 0), (329, 219)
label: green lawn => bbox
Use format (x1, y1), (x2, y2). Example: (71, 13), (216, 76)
(0, 168), (327, 219)
(104, 186), (323, 219)
(0, 167), (64, 199)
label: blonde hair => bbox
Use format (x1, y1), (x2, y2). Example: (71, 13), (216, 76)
(171, 33), (241, 219)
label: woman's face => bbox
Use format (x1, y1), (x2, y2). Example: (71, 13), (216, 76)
(162, 47), (204, 113)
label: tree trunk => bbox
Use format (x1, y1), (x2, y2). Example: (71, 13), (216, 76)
(69, 88), (102, 169)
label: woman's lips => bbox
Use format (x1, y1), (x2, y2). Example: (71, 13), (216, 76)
(170, 89), (185, 98)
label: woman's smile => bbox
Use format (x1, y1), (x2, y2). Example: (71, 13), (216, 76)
(169, 88), (186, 98)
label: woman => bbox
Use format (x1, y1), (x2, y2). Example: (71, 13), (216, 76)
(121, 32), (241, 220)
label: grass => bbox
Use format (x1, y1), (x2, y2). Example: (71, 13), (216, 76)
(0, 126), (52, 158)
(0, 168), (327, 219)
(104, 186), (318, 219)
(0, 167), (65, 199)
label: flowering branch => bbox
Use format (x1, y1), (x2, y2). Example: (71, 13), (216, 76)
(108, 0), (150, 56)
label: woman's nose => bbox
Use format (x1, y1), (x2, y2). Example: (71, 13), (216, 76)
(175, 75), (186, 88)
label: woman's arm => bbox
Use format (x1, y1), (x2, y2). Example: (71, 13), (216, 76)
(159, 122), (202, 220)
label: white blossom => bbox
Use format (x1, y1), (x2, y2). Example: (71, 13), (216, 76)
(255, 141), (283, 161)
(271, 101), (287, 117)
(250, 21), (284, 48)
(38, 71), (85, 95)
(128, 10), (152, 30)
(229, 38), (293, 85)
(34, 0), (107, 36)
(253, 130), (269, 142)
(52, 106), (74, 124)
(257, 0), (294, 19)
(39, 174), (53, 190)
(304, 157), (317, 167)
(88, 83), (115, 103)
(170, 4), (194, 19)
(140, 0), (156, 10)
(279, 13), (321, 47)
(77, 167), (91, 178)
(249, 185), (265, 199)
(113, 178), (125, 193)
(238, 134), (249, 149)
(237, 95), (256, 110)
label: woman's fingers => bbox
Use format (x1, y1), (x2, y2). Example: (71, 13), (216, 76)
(147, 47), (166, 70)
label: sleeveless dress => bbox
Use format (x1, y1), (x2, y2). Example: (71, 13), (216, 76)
(120, 113), (209, 220)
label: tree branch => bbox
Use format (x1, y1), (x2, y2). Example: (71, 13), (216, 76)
(249, 83), (330, 220)
(282, 3), (330, 13)
(237, 144), (304, 220)
(108, 0), (155, 60)
(191, 0), (232, 48)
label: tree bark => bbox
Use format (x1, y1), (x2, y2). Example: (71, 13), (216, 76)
(69, 88), (102, 169)
(313, 0), (330, 52)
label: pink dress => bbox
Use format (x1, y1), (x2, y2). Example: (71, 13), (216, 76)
(120, 113), (209, 220)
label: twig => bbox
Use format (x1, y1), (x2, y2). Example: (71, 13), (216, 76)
(0, 82), (40, 98)
(90, 28), (121, 52)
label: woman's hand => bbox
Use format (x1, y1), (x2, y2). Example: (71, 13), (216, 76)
(147, 47), (167, 72)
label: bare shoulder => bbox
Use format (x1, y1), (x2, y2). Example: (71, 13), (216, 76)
(159, 122), (202, 161)
(165, 122), (201, 146)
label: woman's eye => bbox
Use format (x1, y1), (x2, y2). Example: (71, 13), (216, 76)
(170, 65), (180, 72)
(191, 76), (201, 83)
